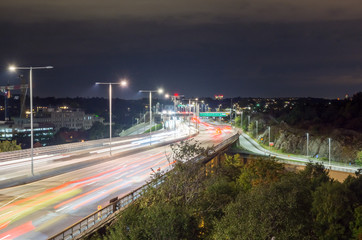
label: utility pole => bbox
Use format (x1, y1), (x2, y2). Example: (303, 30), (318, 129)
(240, 111), (243, 129)
(248, 115), (251, 131)
(306, 133), (309, 158)
(328, 138), (331, 167)
(4, 79), (9, 121)
(19, 75), (27, 119)
(256, 120), (258, 138)
(230, 98), (233, 124)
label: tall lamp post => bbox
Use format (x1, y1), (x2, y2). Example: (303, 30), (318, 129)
(255, 120), (258, 138)
(306, 133), (309, 158)
(328, 138), (331, 167)
(139, 88), (164, 145)
(240, 111), (243, 129)
(9, 65), (53, 176)
(96, 80), (128, 156)
(194, 98), (199, 132)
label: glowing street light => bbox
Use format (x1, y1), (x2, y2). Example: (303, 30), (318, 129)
(8, 65), (53, 176)
(96, 79), (128, 155)
(306, 132), (309, 158)
(139, 88), (164, 145)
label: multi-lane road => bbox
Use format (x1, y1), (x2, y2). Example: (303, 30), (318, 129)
(238, 131), (360, 173)
(0, 121), (235, 240)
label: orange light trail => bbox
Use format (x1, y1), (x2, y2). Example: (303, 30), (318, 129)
(54, 177), (123, 209)
(0, 221), (34, 240)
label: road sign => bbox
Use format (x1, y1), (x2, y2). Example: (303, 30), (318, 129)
(199, 112), (228, 117)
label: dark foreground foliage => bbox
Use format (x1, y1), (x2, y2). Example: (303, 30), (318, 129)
(88, 142), (362, 240)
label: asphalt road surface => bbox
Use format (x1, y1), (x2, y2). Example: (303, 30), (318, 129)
(0, 121), (235, 240)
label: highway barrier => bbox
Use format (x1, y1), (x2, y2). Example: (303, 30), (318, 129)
(0, 135), (148, 162)
(49, 178), (162, 240)
(49, 133), (239, 240)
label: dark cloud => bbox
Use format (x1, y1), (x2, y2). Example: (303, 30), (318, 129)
(1, 0), (362, 23)
(0, 1), (361, 98)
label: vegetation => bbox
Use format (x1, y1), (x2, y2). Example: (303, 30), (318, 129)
(0, 140), (21, 152)
(87, 122), (109, 140)
(87, 141), (362, 240)
(356, 151), (362, 166)
(143, 123), (163, 133)
(259, 92), (362, 133)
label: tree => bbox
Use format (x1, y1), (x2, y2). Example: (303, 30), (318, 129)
(248, 121), (255, 135)
(212, 174), (314, 240)
(87, 122), (108, 140)
(312, 181), (355, 240)
(170, 139), (209, 162)
(300, 162), (330, 191)
(219, 154), (244, 181)
(197, 175), (238, 236)
(52, 127), (71, 144)
(107, 202), (198, 240)
(350, 206), (362, 240)
(356, 151), (362, 166)
(234, 116), (241, 126)
(236, 157), (285, 191)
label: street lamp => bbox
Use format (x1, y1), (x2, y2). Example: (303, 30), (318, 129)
(96, 79), (128, 155)
(240, 111), (243, 129)
(306, 133), (309, 158)
(328, 138), (331, 167)
(139, 88), (163, 145)
(248, 115), (251, 130)
(8, 65), (53, 176)
(255, 120), (258, 138)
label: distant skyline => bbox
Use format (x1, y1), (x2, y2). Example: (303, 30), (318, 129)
(0, 0), (361, 99)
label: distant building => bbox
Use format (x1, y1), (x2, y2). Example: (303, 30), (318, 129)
(33, 107), (104, 131)
(0, 119), (54, 145)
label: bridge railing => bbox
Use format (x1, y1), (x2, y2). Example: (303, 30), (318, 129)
(49, 133), (239, 240)
(0, 134), (152, 163)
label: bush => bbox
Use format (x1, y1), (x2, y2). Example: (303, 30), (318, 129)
(0, 140), (21, 152)
(356, 151), (362, 166)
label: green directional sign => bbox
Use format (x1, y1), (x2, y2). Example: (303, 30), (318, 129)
(199, 112), (228, 117)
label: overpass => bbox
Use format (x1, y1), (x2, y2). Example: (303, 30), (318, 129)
(0, 120), (236, 240)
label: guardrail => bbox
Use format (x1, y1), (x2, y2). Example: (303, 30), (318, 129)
(239, 132), (360, 174)
(49, 178), (163, 240)
(49, 133), (240, 240)
(280, 159), (360, 173)
(0, 135), (143, 162)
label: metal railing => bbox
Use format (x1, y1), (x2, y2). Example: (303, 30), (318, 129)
(0, 135), (143, 162)
(49, 176), (165, 240)
(49, 133), (239, 240)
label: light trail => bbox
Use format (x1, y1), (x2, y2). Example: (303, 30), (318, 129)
(0, 121), (236, 239)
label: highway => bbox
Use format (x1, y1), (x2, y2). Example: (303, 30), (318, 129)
(0, 121), (235, 240)
(238, 131), (360, 173)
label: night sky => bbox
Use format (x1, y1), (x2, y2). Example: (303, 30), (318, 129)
(1, 0), (362, 99)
